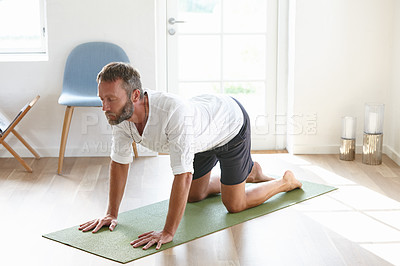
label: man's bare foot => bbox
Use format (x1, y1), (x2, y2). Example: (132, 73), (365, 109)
(282, 170), (302, 191)
(246, 162), (275, 183)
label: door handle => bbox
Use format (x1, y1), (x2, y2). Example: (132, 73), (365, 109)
(168, 17), (186, 25)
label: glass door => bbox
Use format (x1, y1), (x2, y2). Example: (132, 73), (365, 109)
(166, 0), (280, 149)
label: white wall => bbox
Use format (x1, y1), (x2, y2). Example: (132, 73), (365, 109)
(386, 0), (400, 165)
(289, 0), (396, 156)
(1, 0), (399, 165)
(0, 0), (156, 157)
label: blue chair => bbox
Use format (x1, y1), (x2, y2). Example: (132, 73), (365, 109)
(58, 42), (138, 174)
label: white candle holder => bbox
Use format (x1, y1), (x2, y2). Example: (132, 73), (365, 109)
(362, 103), (384, 165)
(340, 116), (356, 161)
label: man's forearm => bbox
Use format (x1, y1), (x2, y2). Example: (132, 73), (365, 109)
(107, 161), (129, 217)
(163, 172), (193, 236)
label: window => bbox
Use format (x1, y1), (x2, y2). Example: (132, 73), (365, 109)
(0, 0), (47, 61)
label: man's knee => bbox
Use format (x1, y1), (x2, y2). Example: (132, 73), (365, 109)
(222, 199), (246, 213)
(187, 192), (206, 203)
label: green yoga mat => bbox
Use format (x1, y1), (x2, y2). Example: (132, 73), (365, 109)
(43, 181), (336, 264)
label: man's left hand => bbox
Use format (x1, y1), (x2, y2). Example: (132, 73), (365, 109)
(130, 230), (173, 250)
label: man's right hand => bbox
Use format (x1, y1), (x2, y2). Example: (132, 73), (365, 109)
(78, 214), (118, 233)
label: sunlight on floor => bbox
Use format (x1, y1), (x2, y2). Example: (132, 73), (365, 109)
(281, 155), (400, 266)
(302, 165), (356, 186)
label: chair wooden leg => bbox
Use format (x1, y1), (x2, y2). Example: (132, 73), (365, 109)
(11, 129), (40, 159)
(58, 106), (74, 174)
(1, 140), (32, 172)
(132, 142), (139, 158)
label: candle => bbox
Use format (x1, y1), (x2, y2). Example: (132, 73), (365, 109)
(342, 116), (356, 139)
(368, 112), (378, 134)
(364, 103), (384, 134)
(345, 119), (352, 139)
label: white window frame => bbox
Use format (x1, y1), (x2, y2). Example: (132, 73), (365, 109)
(0, 0), (48, 62)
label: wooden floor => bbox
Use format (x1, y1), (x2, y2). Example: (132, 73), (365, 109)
(1, 154), (400, 266)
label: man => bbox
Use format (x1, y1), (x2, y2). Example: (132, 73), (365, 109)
(79, 62), (302, 250)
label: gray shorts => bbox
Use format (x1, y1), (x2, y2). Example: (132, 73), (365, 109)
(192, 99), (253, 185)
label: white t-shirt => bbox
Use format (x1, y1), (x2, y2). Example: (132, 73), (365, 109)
(111, 89), (244, 175)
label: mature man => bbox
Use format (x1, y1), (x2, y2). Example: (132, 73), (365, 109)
(79, 62), (302, 250)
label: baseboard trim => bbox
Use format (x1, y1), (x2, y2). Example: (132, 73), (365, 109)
(291, 145), (353, 154)
(2, 144), (398, 166)
(0, 145), (157, 158)
(383, 145), (400, 166)
(289, 144), (400, 166)
(251, 150), (288, 154)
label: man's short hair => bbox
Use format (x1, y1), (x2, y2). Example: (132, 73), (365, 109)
(97, 62), (143, 99)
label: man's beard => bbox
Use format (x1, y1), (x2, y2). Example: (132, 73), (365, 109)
(105, 99), (134, 125)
